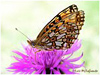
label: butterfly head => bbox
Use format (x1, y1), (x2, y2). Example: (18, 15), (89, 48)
(27, 40), (36, 47)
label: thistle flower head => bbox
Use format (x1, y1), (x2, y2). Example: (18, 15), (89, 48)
(7, 40), (84, 74)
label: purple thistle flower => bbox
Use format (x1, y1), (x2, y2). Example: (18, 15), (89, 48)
(7, 40), (84, 74)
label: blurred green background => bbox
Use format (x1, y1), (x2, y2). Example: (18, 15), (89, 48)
(1, 1), (99, 74)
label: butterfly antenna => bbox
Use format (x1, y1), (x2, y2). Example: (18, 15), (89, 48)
(15, 28), (31, 41)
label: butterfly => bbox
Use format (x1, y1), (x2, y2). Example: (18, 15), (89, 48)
(27, 4), (85, 50)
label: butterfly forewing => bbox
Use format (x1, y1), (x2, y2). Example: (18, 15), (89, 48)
(31, 4), (85, 50)
(36, 4), (78, 39)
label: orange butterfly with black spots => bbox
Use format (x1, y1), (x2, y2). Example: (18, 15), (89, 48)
(27, 4), (85, 50)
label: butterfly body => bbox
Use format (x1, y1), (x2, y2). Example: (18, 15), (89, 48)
(27, 4), (85, 50)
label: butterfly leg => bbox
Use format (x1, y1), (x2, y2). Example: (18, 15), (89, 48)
(34, 49), (41, 61)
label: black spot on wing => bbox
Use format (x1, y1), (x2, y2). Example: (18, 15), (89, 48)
(49, 24), (53, 27)
(46, 28), (49, 31)
(56, 14), (62, 20)
(52, 20), (56, 24)
(55, 26), (59, 29)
